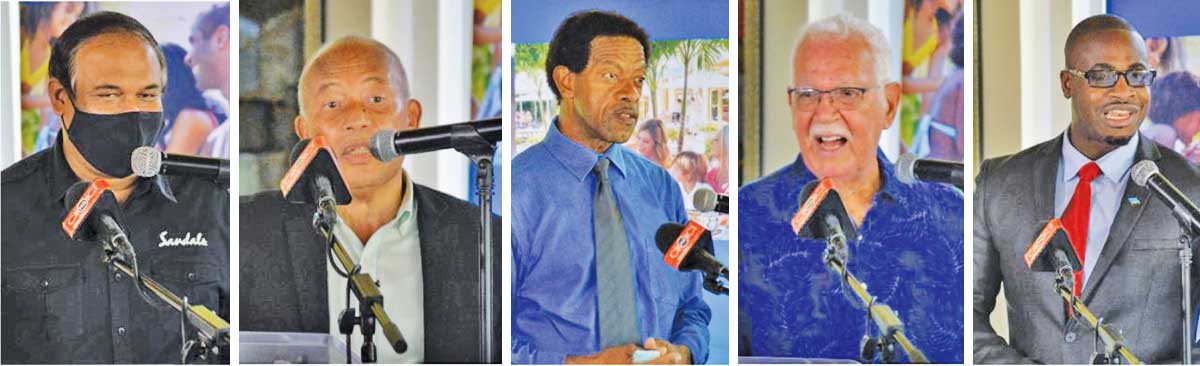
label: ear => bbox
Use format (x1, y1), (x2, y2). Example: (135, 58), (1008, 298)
(552, 65), (577, 99)
(882, 82), (902, 128)
(404, 99), (422, 130)
(213, 25), (230, 51)
(293, 114), (308, 139)
(1060, 70), (1073, 98)
(48, 78), (71, 122)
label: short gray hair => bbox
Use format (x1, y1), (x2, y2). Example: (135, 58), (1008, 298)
(792, 14), (892, 83)
(297, 36), (411, 118)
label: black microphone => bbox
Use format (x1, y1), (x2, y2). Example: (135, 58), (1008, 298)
(693, 187), (728, 214)
(655, 221), (729, 289)
(793, 178), (858, 243)
(280, 137), (352, 208)
(61, 180), (129, 245)
(1132, 160), (1200, 234)
(1022, 219), (1081, 281)
(896, 153), (964, 189)
(131, 146), (229, 184)
(369, 118), (502, 161)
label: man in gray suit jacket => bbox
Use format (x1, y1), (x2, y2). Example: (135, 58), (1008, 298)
(975, 15), (1200, 364)
(240, 36), (500, 363)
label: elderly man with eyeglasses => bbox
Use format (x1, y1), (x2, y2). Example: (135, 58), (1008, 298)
(737, 15), (964, 363)
(973, 14), (1200, 364)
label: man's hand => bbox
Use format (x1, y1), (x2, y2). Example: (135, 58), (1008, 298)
(564, 344), (636, 364)
(639, 338), (691, 364)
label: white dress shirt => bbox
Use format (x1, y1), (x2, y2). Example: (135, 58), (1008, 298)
(1054, 131), (1139, 288)
(327, 173), (424, 363)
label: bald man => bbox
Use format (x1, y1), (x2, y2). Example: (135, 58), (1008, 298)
(239, 36), (501, 363)
(974, 15), (1200, 363)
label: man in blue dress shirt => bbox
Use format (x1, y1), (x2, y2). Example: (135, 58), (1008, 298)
(738, 15), (964, 363)
(512, 10), (711, 365)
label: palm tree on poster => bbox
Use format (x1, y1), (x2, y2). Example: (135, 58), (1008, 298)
(666, 38), (728, 153)
(513, 43), (550, 123)
(645, 40), (678, 120)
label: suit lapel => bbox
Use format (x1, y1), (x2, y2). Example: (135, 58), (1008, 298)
(414, 185), (459, 360)
(1033, 137), (1061, 230)
(1081, 138), (1160, 301)
(283, 203), (330, 332)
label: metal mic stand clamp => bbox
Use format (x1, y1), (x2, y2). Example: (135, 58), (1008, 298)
(449, 123), (498, 362)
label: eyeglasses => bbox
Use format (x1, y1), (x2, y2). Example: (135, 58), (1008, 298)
(787, 86), (876, 111)
(1065, 68), (1157, 88)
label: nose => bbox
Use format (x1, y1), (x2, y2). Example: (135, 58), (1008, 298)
(616, 78), (640, 103)
(812, 92), (840, 120)
(341, 105), (372, 131)
(1109, 74), (1138, 100)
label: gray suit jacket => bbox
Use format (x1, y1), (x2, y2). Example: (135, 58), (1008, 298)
(974, 133), (1200, 364)
(239, 184), (501, 363)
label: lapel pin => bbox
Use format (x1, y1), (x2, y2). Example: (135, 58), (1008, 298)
(1127, 196), (1141, 207)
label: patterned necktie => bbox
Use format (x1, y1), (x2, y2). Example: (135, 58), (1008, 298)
(593, 157), (639, 348)
(1062, 162), (1101, 298)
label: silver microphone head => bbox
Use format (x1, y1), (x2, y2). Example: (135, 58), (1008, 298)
(130, 146), (162, 178)
(694, 187), (718, 212)
(1131, 160), (1159, 187)
(370, 129), (399, 162)
(896, 153), (918, 184)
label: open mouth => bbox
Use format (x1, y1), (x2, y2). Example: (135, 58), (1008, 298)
(339, 142), (373, 163)
(1100, 104), (1140, 126)
(813, 134), (849, 151)
(613, 109), (639, 124)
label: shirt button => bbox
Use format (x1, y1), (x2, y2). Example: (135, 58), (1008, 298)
(1065, 332), (1077, 343)
(40, 279), (50, 288)
(117, 326), (127, 336)
(187, 272), (196, 281)
(114, 272), (124, 281)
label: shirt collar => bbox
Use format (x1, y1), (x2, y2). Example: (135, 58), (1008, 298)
(1060, 130), (1139, 184)
(542, 117), (629, 181)
(791, 148), (904, 202)
(47, 134), (177, 206)
(392, 170), (416, 229)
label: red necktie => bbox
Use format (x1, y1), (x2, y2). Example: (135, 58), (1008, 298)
(1061, 162), (1101, 298)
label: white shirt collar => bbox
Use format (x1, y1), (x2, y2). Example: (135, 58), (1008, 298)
(1061, 130), (1140, 184)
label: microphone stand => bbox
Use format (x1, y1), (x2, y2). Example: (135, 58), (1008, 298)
(311, 178), (407, 363)
(1046, 251), (1142, 365)
(447, 122), (498, 363)
(818, 224), (929, 363)
(95, 225), (230, 364)
(1174, 220), (1198, 365)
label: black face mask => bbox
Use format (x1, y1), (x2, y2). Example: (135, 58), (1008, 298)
(63, 97), (163, 178)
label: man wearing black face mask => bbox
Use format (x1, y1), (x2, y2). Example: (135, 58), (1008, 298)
(1, 11), (229, 364)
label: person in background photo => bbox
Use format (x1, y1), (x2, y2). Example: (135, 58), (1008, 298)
(20, 1), (84, 156)
(1144, 71), (1200, 162)
(158, 43), (218, 155)
(633, 118), (671, 167)
(705, 124), (729, 194)
(671, 151), (712, 211)
(185, 3), (231, 158)
(922, 14), (965, 161)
